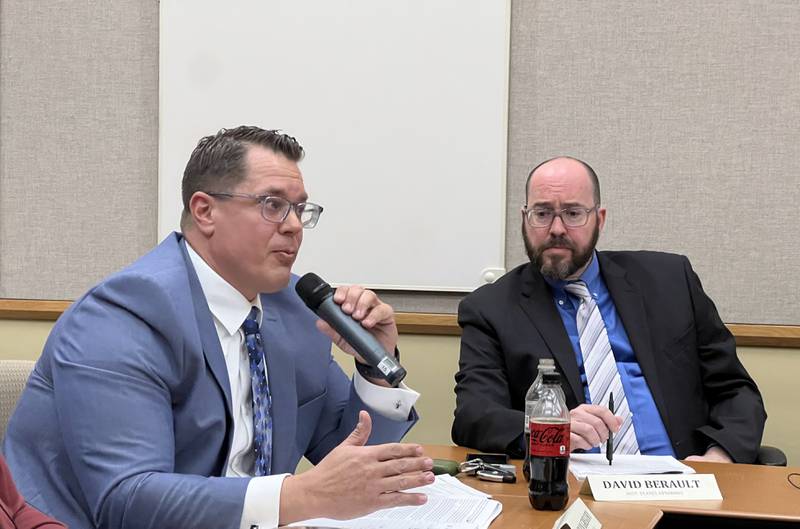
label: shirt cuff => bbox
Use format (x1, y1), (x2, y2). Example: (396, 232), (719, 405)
(240, 473), (290, 529)
(353, 371), (420, 421)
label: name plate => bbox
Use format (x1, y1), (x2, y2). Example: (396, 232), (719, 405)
(582, 474), (722, 501)
(552, 498), (601, 529)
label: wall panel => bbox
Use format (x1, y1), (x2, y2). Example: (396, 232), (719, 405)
(0, 0), (159, 299)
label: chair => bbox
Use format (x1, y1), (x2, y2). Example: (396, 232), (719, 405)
(0, 359), (35, 443)
(756, 444), (787, 466)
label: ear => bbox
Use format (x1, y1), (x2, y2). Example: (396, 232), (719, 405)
(189, 192), (216, 236)
(597, 206), (607, 232)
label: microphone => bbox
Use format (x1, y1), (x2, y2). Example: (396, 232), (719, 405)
(295, 273), (407, 387)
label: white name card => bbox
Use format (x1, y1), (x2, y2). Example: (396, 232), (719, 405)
(552, 498), (601, 529)
(582, 474), (722, 501)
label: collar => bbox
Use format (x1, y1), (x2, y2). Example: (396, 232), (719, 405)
(185, 241), (263, 336)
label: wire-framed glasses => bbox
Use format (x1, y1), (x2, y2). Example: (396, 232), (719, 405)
(207, 192), (324, 228)
(522, 205), (598, 228)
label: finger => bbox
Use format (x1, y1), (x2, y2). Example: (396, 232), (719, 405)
(573, 411), (609, 441)
(373, 442), (425, 462)
(339, 285), (366, 314)
(361, 301), (394, 328)
(587, 405), (621, 432)
(349, 289), (380, 321)
(381, 456), (434, 477)
(315, 319), (371, 362)
(342, 410), (372, 447)
(570, 418), (602, 447)
(317, 320), (346, 350)
(613, 415), (623, 432)
(315, 319), (338, 341)
(332, 285), (349, 304)
(570, 432), (593, 451)
(572, 405), (615, 437)
(380, 470), (436, 492)
(375, 491), (428, 510)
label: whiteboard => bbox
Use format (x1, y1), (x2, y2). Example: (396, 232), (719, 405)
(159, 0), (509, 291)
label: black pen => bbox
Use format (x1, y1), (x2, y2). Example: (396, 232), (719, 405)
(607, 392), (614, 466)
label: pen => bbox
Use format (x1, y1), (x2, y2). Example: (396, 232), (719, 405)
(607, 392), (614, 466)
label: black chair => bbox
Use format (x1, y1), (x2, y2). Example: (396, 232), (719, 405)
(756, 445), (787, 466)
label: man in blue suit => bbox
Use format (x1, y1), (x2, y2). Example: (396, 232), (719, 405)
(4, 126), (432, 529)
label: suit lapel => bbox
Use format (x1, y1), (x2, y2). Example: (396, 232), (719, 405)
(598, 253), (672, 434)
(178, 238), (234, 415)
(176, 237), (236, 473)
(259, 296), (298, 474)
(519, 265), (585, 405)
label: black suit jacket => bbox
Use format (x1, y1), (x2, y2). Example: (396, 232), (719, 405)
(452, 251), (766, 463)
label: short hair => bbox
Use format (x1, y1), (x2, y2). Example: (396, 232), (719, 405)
(180, 126), (304, 226)
(525, 156), (601, 205)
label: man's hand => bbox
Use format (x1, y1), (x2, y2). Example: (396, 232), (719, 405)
(685, 445), (733, 463)
(569, 404), (622, 451)
(279, 411), (433, 524)
(315, 285), (398, 362)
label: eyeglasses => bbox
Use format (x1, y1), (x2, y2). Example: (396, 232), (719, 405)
(523, 205), (598, 228)
(207, 192), (324, 228)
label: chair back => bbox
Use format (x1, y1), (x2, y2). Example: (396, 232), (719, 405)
(0, 359), (35, 443)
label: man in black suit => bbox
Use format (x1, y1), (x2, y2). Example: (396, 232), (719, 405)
(452, 156), (765, 463)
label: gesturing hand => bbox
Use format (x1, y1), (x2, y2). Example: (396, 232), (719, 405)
(279, 411), (433, 524)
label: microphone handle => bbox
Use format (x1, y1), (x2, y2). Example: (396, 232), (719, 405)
(316, 297), (406, 386)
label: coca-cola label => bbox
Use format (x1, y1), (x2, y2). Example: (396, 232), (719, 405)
(529, 421), (570, 457)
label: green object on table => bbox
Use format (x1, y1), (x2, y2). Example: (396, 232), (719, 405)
(432, 458), (460, 476)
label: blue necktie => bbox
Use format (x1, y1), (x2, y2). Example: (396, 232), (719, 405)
(564, 281), (639, 454)
(242, 307), (273, 476)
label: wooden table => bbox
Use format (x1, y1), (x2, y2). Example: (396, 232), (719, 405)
(424, 445), (800, 529)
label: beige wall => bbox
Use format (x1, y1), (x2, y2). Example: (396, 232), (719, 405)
(1, 320), (796, 464)
(0, 1), (159, 300)
(738, 347), (800, 466)
(0, 320), (55, 360)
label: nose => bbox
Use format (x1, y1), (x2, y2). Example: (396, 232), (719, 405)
(548, 213), (567, 236)
(279, 207), (303, 233)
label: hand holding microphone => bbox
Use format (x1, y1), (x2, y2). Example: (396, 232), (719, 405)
(295, 273), (406, 387)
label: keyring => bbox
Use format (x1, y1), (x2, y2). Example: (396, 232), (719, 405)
(458, 459), (484, 475)
(458, 458), (516, 478)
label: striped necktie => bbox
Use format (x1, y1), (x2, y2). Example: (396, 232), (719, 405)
(564, 281), (640, 455)
(242, 307), (273, 476)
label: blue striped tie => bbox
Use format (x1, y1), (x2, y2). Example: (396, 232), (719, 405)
(242, 307), (273, 476)
(564, 281), (640, 455)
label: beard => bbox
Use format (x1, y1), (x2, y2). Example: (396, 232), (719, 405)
(523, 221), (599, 281)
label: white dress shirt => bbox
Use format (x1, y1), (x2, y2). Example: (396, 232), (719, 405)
(186, 243), (419, 529)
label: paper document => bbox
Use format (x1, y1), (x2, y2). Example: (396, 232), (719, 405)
(291, 475), (502, 529)
(569, 454), (694, 480)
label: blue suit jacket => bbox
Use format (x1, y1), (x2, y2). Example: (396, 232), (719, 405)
(3, 233), (416, 529)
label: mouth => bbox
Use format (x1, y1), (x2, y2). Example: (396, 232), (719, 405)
(544, 246), (571, 253)
(272, 248), (298, 263)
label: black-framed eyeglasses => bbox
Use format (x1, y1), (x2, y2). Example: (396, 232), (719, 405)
(522, 205), (598, 228)
(207, 192), (324, 229)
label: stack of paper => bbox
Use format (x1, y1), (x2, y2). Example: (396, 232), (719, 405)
(292, 474), (502, 529)
(568, 454), (695, 480)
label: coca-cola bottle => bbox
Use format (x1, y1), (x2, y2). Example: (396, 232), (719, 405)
(528, 371), (570, 511)
(522, 358), (555, 481)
